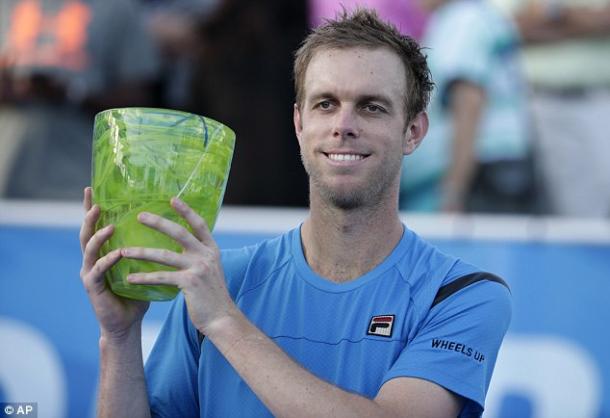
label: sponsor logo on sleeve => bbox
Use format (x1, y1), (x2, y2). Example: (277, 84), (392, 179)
(431, 339), (485, 363)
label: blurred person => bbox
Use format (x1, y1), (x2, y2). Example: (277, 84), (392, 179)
(493, 0), (610, 217)
(141, 0), (221, 109)
(400, 0), (533, 213)
(0, 0), (159, 200)
(79, 9), (511, 418)
(308, 0), (429, 39)
(188, 0), (310, 206)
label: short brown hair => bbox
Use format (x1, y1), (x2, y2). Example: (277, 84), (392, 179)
(294, 8), (433, 121)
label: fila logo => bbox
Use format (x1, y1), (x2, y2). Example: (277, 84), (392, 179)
(367, 315), (395, 337)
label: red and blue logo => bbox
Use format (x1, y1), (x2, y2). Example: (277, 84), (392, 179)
(367, 315), (395, 337)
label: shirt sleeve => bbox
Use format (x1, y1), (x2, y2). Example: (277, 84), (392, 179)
(429, 5), (493, 108)
(381, 279), (512, 417)
(145, 294), (200, 418)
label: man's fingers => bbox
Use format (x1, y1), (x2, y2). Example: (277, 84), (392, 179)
(137, 211), (201, 250)
(82, 224), (114, 272)
(171, 197), (214, 245)
(79, 204), (101, 253)
(83, 186), (92, 211)
(127, 271), (181, 287)
(83, 249), (122, 292)
(121, 247), (186, 269)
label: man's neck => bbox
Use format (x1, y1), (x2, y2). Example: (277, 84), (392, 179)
(301, 196), (404, 283)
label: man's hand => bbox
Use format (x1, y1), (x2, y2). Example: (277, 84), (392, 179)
(121, 197), (238, 335)
(79, 187), (149, 340)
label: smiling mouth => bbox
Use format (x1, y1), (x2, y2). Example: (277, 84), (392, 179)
(325, 153), (368, 161)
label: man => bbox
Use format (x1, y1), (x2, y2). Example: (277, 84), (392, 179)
(0, 0), (159, 199)
(400, 0), (531, 213)
(492, 0), (610, 217)
(80, 9), (511, 417)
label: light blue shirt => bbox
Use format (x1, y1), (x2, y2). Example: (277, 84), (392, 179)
(145, 227), (511, 417)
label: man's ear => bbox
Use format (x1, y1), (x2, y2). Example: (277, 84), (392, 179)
(293, 103), (303, 144)
(403, 111), (429, 155)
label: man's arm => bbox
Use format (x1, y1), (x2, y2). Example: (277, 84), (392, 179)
(441, 80), (486, 212)
(79, 187), (151, 418)
(123, 198), (464, 418)
(515, 2), (610, 43)
(204, 309), (463, 418)
(97, 326), (150, 418)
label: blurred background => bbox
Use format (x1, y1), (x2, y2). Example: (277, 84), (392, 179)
(1, 0), (609, 417)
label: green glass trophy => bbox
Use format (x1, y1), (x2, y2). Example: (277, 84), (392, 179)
(91, 108), (235, 301)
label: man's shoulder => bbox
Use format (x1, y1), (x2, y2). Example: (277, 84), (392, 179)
(397, 228), (464, 283)
(427, 256), (511, 321)
(434, 0), (486, 26)
(399, 229), (508, 308)
(431, 0), (508, 41)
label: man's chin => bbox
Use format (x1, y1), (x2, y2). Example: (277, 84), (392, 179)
(320, 188), (365, 210)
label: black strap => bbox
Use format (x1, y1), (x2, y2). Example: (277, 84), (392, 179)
(198, 331), (205, 345)
(431, 272), (510, 309)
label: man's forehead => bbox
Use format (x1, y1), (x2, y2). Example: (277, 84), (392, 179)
(303, 47), (407, 100)
(307, 45), (402, 66)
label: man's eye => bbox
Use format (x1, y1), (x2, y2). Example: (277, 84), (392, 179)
(318, 101), (332, 110)
(363, 104), (384, 113)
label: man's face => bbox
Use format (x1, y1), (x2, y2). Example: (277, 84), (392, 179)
(294, 47), (415, 210)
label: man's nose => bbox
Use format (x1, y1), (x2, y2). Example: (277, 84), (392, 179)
(332, 107), (359, 139)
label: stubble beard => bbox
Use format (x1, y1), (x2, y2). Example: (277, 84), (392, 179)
(301, 152), (401, 211)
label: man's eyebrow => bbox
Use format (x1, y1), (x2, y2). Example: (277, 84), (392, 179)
(307, 92), (395, 107)
(357, 94), (394, 107)
(308, 92), (337, 102)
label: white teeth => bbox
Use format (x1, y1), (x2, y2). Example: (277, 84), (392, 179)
(328, 153), (364, 161)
